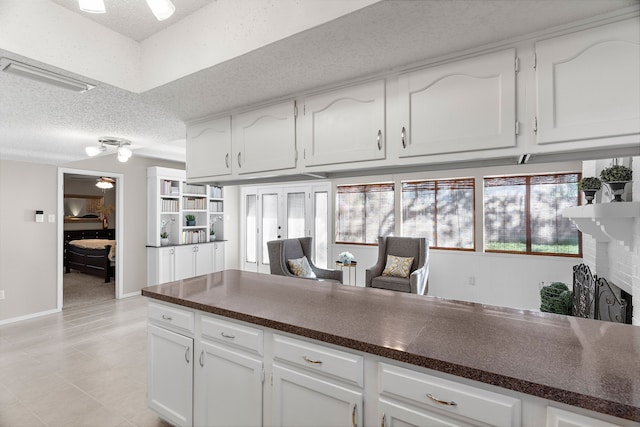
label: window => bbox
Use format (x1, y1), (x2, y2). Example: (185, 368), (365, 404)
(336, 183), (394, 244)
(401, 178), (475, 250)
(484, 173), (581, 256)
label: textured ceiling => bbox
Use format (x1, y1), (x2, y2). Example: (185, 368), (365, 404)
(0, 0), (638, 165)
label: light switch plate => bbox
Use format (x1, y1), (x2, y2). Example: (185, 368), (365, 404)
(48, 214), (55, 223)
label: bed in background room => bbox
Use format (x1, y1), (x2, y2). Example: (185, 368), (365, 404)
(64, 229), (115, 283)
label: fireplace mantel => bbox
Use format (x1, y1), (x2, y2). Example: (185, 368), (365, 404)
(563, 202), (640, 250)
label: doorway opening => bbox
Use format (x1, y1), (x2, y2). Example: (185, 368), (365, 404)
(57, 168), (125, 310)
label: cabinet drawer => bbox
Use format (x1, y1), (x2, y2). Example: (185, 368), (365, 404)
(273, 334), (363, 387)
(200, 315), (263, 355)
(148, 302), (194, 334)
(379, 363), (521, 427)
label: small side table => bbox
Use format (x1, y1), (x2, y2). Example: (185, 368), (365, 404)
(336, 261), (357, 286)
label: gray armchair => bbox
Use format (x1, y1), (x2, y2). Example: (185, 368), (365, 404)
(365, 236), (430, 295)
(267, 237), (343, 283)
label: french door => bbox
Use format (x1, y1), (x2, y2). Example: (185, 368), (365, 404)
(241, 183), (330, 273)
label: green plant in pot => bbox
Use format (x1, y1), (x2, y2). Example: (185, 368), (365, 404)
(578, 176), (601, 205)
(185, 214), (196, 226)
(209, 224), (216, 241)
(600, 164), (632, 202)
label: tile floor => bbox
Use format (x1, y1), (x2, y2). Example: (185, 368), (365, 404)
(0, 296), (171, 427)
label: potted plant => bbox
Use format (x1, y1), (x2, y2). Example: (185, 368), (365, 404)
(209, 224), (216, 241)
(578, 177), (601, 205)
(185, 214), (196, 226)
(600, 164), (632, 202)
(160, 231), (169, 246)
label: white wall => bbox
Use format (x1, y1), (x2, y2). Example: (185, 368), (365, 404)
(0, 160), (58, 322)
(0, 154), (183, 324)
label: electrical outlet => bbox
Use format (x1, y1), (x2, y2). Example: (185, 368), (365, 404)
(0, 290), (5, 300)
(468, 276), (476, 286)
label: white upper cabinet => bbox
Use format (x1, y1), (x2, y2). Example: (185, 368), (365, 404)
(535, 18), (640, 144)
(302, 80), (386, 167)
(397, 48), (517, 158)
(186, 116), (232, 180)
(232, 100), (297, 175)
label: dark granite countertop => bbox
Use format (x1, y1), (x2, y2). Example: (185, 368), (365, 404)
(142, 269), (640, 422)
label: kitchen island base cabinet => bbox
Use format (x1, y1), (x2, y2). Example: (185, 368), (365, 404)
(147, 324), (193, 427)
(546, 407), (624, 427)
(271, 364), (363, 427)
(194, 341), (263, 427)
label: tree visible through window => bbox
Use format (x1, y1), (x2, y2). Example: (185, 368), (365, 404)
(401, 178), (475, 250)
(484, 173), (581, 256)
(336, 183), (394, 244)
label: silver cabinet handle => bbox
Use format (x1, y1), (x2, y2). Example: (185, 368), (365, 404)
(185, 347), (190, 363)
(220, 332), (236, 339)
(225, 153), (229, 168)
(352, 403), (357, 427)
(237, 152), (242, 167)
(401, 126), (406, 148)
(161, 315), (172, 321)
(199, 350), (204, 367)
(377, 129), (382, 150)
(302, 356), (322, 364)
(426, 393), (457, 406)
(381, 413), (385, 427)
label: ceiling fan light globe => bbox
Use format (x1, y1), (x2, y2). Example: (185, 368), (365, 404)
(85, 145), (103, 157)
(117, 152), (129, 162)
(117, 146), (132, 159)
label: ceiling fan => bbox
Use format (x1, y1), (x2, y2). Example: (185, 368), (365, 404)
(96, 176), (115, 190)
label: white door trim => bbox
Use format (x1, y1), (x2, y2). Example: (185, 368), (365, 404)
(57, 167), (125, 310)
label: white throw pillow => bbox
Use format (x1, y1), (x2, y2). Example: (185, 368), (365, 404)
(287, 257), (317, 279)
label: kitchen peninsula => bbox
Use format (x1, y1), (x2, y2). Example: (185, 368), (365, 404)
(142, 270), (640, 426)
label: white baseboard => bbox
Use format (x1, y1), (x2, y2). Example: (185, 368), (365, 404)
(0, 308), (60, 325)
(120, 291), (142, 299)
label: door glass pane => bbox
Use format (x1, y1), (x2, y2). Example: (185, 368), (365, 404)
(314, 192), (328, 268)
(262, 193), (278, 264)
(245, 195), (257, 263)
(287, 192), (306, 238)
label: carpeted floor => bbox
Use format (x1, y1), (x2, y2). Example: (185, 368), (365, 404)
(63, 270), (115, 309)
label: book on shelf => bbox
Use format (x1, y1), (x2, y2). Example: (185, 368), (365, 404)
(183, 183), (206, 195)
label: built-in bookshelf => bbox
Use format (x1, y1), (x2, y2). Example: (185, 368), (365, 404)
(147, 167), (224, 246)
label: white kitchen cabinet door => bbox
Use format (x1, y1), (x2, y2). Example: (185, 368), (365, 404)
(302, 80), (386, 166)
(398, 49), (516, 157)
(194, 341), (263, 427)
(213, 242), (225, 272)
(546, 407), (623, 427)
(186, 116), (232, 180)
(536, 18), (640, 144)
(174, 245), (196, 280)
(147, 324), (193, 427)
(194, 243), (213, 276)
(233, 101), (297, 175)
(378, 399), (474, 427)
(271, 363), (363, 427)
(157, 247), (175, 284)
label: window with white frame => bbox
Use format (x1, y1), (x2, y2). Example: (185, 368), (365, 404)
(401, 178), (475, 250)
(336, 183), (394, 244)
(483, 173), (581, 256)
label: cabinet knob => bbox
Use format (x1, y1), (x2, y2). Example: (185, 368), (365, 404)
(401, 126), (406, 148)
(185, 347), (190, 364)
(377, 129), (382, 150)
(237, 152), (242, 167)
(351, 403), (357, 427)
(225, 153), (229, 168)
(220, 332), (236, 339)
